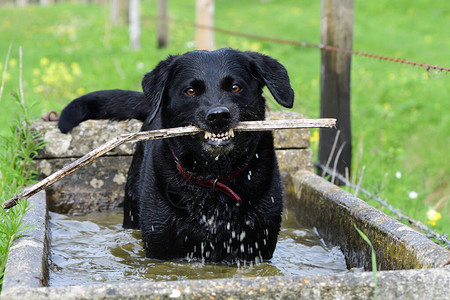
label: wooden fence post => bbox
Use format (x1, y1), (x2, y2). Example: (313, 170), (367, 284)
(111, 0), (120, 26)
(195, 0), (214, 50)
(129, 0), (141, 51)
(16, 0), (28, 7)
(318, 0), (354, 183)
(157, 0), (168, 48)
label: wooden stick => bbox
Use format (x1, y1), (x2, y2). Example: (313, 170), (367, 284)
(2, 118), (335, 209)
(125, 118), (336, 142)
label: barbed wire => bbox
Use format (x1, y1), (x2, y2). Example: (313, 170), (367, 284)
(150, 15), (450, 73)
(316, 163), (450, 249)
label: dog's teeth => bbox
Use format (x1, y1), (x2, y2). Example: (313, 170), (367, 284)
(204, 130), (235, 142)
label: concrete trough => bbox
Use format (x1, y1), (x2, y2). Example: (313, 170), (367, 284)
(2, 111), (449, 299)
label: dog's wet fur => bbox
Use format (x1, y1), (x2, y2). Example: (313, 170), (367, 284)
(58, 48), (294, 263)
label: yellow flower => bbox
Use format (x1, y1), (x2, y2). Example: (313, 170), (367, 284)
(40, 57), (50, 66)
(33, 85), (45, 93)
(76, 87), (86, 95)
(3, 72), (11, 82)
(242, 40), (262, 52)
(9, 58), (17, 68)
(71, 62), (82, 77)
(426, 208), (442, 226)
(33, 68), (41, 76)
(310, 130), (319, 143)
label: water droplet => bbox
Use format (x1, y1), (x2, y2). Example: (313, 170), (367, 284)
(271, 196), (275, 203)
(169, 289), (181, 298)
(215, 155), (219, 161)
(240, 244), (245, 252)
(255, 255), (261, 265)
(130, 215), (134, 222)
(226, 222), (231, 230)
(232, 231), (236, 238)
(263, 239), (267, 246)
(240, 231), (246, 241)
(151, 225), (155, 231)
(255, 242), (259, 249)
(255, 153), (259, 159)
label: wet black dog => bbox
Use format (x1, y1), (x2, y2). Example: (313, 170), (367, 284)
(58, 48), (294, 263)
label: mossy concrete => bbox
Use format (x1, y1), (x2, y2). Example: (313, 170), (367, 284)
(2, 267), (450, 300)
(1, 190), (49, 290)
(285, 170), (450, 270)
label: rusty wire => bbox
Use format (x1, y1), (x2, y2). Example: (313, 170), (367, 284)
(150, 15), (450, 73)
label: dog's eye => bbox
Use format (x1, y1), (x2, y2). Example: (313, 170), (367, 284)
(231, 84), (241, 93)
(185, 88), (196, 96)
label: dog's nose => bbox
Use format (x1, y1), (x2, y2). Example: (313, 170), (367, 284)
(205, 107), (231, 126)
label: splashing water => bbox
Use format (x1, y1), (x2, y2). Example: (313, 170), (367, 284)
(48, 209), (353, 287)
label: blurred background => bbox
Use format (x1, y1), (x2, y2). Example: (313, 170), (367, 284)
(0, 0), (448, 236)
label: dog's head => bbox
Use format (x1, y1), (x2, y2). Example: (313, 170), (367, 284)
(142, 48), (294, 157)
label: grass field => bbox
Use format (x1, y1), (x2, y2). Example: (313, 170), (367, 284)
(0, 0), (448, 236)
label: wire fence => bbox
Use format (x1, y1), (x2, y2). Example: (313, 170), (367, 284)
(149, 15), (450, 73)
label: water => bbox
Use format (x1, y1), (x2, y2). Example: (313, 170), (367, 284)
(48, 209), (350, 287)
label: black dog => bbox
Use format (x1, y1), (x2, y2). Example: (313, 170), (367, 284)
(58, 48), (294, 263)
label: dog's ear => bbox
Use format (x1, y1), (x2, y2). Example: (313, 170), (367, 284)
(141, 55), (178, 123)
(246, 52), (294, 108)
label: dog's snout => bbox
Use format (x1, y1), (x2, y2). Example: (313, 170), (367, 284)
(205, 107), (231, 126)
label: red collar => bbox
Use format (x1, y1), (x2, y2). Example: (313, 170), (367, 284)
(171, 150), (252, 205)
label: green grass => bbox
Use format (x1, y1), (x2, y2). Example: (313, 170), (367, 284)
(0, 0), (448, 236)
(0, 90), (46, 287)
(354, 224), (378, 300)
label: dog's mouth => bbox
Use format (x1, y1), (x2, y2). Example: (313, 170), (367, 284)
(204, 128), (235, 142)
(202, 128), (235, 148)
